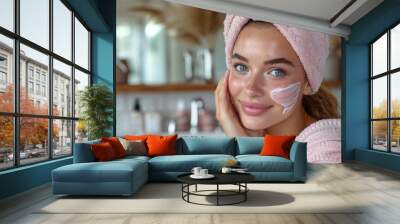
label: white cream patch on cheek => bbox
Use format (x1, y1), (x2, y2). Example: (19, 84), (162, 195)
(270, 82), (302, 114)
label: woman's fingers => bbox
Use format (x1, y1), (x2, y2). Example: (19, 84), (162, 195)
(218, 71), (228, 113)
(215, 70), (229, 120)
(214, 70), (247, 136)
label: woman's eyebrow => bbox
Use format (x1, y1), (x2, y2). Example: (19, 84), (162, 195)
(232, 53), (294, 67)
(232, 53), (248, 62)
(264, 58), (294, 67)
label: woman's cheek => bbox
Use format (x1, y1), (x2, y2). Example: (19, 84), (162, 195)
(270, 82), (301, 114)
(228, 75), (244, 98)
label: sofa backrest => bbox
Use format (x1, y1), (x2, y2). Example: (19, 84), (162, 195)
(176, 136), (236, 155)
(73, 139), (100, 163)
(235, 137), (264, 155)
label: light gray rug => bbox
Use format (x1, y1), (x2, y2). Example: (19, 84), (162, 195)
(38, 183), (361, 214)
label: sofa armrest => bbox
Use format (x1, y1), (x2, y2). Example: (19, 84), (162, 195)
(289, 141), (307, 181)
(73, 140), (99, 163)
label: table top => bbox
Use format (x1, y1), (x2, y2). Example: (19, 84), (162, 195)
(177, 172), (255, 185)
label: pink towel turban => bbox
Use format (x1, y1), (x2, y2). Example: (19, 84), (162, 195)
(223, 15), (329, 94)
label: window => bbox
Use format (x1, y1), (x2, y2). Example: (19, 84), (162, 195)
(0, 55), (7, 67)
(0, 71), (6, 85)
(74, 69), (89, 119)
(371, 23), (400, 154)
(0, 54), (8, 87)
(0, 0), (14, 32)
(28, 81), (34, 94)
(0, 0), (91, 170)
(42, 85), (46, 97)
(0, 116), (13, 170)
(53, 59), (72, 117)
(28, 67), (34, 80)
(74, 18), (89, 70)
(35, 70), (41, 81)
(35, 83), (40, 95)
(20, 0), (49, 49)
(53, 0), (72, 60)
(53, 119), (72, 158)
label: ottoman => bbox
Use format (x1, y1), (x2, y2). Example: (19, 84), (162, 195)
(52, 157), (148, 196)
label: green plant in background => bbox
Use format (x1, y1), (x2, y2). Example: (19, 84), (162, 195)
(79, 84), (113, 140)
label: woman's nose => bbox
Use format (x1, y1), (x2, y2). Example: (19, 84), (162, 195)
(244, 72), (264, 97)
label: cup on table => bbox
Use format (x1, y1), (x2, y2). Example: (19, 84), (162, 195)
(199, 169), (208, 176)
(221, 167), (232, 174)
(191, 167), (202, 176)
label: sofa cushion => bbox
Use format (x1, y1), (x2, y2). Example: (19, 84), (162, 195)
(91, 142), (118, 161)
(176, 136), (235, 155)
(124, 135), (148, 141)
(118, 138), (147, 156)
(236, 155), (293, 172)
(73, 140), (100, 163)
(53, 158), (147, 183)
(114, 155), (150, 163)
(148, 154), (235, 172)
(147, 135), (178, 157)
(235, 137), (263, 155)
(260, 135), (296, 159)
(101, 137), (127, 158)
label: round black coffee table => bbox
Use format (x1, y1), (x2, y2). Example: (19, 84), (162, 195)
(177, 173), (255, 206)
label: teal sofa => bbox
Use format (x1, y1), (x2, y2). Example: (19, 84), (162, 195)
(52, 136), (307, 196)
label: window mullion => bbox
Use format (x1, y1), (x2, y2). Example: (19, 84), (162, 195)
(388, 30), (391, 153)
(370, 45), (373, 149)
(13, 0), (20, 167)
(49, 0), (54, 160)
(71, 10), (76, 154)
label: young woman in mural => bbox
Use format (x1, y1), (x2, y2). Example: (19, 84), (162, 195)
(215, 15), (341, 163)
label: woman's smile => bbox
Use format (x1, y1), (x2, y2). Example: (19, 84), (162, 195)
(239, 100), (273, 116)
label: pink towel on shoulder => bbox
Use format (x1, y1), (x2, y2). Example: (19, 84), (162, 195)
(296, 119), (341, 163)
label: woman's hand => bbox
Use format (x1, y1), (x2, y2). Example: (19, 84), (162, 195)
(215, 70), (248, 136)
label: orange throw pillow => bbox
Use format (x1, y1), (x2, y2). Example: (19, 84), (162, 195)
(260, 135), (296, 159)
(91, 142), (117, 161)
(101, 137), (127, 158)
(146, 135), (178, 157)
(124, 135), (148, 141)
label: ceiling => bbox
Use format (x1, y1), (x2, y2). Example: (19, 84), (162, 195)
(162, 0), (384, 38)
(225, 0), (352, 22)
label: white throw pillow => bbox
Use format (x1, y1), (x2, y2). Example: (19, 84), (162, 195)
(118, 138), (147, 156)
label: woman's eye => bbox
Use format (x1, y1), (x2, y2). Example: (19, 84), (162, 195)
(268, 68), (286, 78)
(234, 64), (248, 73)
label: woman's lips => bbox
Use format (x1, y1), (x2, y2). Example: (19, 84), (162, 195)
(240, 101), (272, 116)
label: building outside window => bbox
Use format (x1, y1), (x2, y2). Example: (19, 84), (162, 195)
(370, 23), (400, 154)
(0, 0), (91, 170)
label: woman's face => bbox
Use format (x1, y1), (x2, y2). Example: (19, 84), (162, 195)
(228, 22), (312, 131)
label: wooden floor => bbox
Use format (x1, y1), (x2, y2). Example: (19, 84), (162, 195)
(1, 162), (400, 224)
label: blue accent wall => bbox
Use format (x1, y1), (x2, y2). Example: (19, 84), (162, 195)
(0, 0), (116, 200)
(91, 0), (116, 135)
(344, 0), (400, 171)
(0, 158), (72, 199)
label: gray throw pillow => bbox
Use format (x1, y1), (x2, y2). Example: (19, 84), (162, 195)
(118, 138), (147, 156)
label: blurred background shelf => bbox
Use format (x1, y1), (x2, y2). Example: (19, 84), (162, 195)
(116, 83), (217, 93)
